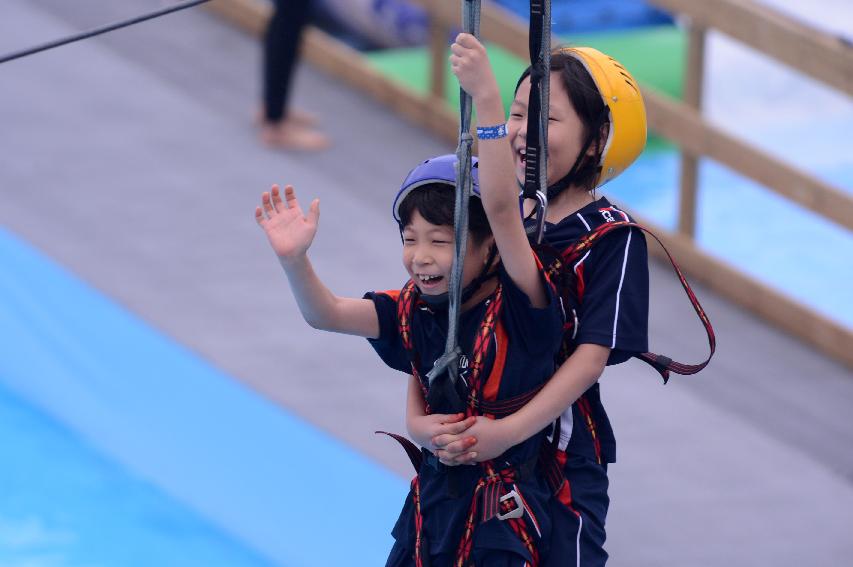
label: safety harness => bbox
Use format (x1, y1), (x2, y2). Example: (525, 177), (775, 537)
(535, 218), (717, 464)
(541, 219), (716, 382)
(384, 279), (543, 566)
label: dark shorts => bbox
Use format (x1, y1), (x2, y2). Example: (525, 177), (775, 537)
(386, 539), (536, 567)
(546, 454), (610, 567)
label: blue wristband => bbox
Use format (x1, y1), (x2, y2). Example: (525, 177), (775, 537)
(476, 123), (508, 140)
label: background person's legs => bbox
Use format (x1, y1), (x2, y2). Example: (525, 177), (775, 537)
(260, 0), (329, 149)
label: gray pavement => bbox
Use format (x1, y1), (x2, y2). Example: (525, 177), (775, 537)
(1, 1), (852, 565)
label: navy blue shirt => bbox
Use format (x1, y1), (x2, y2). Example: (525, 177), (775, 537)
(365, 264), (563, 555)
(536, 197), (650, 463)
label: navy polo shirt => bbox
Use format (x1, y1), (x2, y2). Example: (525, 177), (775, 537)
(365, 264), (563, 555)
(536, 197), (650, 463)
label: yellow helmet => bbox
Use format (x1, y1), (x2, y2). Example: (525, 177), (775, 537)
(557, 46), (648, 187)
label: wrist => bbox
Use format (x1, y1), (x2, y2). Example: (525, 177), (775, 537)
(498, 413), (530, 448)
(472, 90), (503, 119)
(278, 252), (308, 269)
(496, 414), (525, 448)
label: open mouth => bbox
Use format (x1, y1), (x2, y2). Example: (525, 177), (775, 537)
(416, 274), (444, 290)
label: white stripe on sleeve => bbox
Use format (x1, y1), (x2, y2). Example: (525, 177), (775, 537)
(611, 229), (632, 348)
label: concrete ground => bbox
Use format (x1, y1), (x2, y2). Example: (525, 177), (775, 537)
(1, 0), (852, 565)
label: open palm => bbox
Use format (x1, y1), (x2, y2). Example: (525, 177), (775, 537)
(255, 184), (320, 263)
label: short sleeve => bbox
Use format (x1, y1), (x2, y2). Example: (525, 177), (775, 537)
(575, 226), (649, 363)
(498, 257), (565, 357)
(363, 290), (411, 373)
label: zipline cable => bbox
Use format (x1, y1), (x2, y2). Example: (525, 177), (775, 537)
(0, 0), (213, 66)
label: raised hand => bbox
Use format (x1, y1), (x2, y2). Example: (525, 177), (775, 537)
(449, 33), (499, 102)
(255, 184), (320, 264)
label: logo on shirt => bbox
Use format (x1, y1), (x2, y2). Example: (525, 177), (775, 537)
(601, 209), (616, 223)
(458, 355), (471, 380)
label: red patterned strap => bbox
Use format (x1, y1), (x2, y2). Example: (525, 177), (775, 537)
(397, 280), (430, 404)
(463, 284), (504, 416)
(454, 462), (539, 566)
(555, 220), (716, 383)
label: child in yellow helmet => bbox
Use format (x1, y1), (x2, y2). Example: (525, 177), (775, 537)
(431, 33), (652, 566)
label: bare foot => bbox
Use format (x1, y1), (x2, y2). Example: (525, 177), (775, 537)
(260, 121), (330, 151)
(255, 107), (318, 128)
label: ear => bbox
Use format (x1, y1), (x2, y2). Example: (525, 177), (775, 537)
(585, 121), (610, 157)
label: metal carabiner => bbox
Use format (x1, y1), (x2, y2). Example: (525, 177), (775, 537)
(532, 190), (548, 244)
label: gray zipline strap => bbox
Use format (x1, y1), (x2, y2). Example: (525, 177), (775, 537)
(524, 0), (552, 244)
(0, 0), (212, 66)
(425, 0), (481, 404)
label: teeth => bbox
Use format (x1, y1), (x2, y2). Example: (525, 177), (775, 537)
(419, 275), (440, 282)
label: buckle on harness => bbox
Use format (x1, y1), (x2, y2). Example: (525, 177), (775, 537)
(496, 489), (525, 521)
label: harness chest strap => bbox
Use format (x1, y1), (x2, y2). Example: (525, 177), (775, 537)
(547, 219), (716, 383)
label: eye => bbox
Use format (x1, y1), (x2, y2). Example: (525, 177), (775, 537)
(403, 237), (415, 244)
(509, 112), (524, 119)
(432, 239), (450, 245)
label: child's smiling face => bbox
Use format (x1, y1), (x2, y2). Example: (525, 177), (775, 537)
(401, 210), (493, 297)
(508, 72), (587, 188)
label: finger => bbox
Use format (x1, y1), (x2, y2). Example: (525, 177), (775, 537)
(456, 32), (474, 46)
(443, 416), (477, 435)
(443, 436), (477, 454)
(307, 198), (320, 225)
(283, 185), (298, 209)
(431, 433), (473, 452)
(436, 413), (466, 424)
(270, 184), (284, 212)
(437, 450), (477, 465)
(254, 206), (265, 225)
(261, 191), (275, 215)
(437, 453), (461, 467)
(431, 433), (452, 448)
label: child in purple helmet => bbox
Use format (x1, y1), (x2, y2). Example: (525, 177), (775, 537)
(255, 150), (565, 564)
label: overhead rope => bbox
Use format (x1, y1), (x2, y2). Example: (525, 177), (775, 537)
(523, 0), (552, 244)
(0, 0), (212, 66)
(424, 0), (481, 412)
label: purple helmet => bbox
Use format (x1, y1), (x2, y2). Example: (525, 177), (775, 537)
(392, 154), (480, 223)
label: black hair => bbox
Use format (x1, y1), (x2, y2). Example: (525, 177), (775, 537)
(397, 183), (492, 245)
(516, 48), (609, 192)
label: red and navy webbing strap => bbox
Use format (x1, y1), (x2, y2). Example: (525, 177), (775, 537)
(398, 280), (430, 408)
(555, 220), (716, 383)
(463, 284), (504, 416)
(453, 286), (540, 566)
(382, 280), (539, 566)
(455, 463), (540, 567)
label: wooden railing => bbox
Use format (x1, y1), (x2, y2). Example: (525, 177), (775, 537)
(207, 0), (853, 368)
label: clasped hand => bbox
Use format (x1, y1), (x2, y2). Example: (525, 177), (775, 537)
(408, 412), (516, 466)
